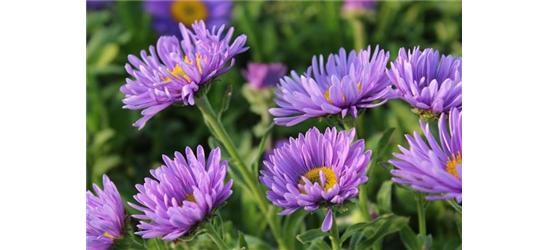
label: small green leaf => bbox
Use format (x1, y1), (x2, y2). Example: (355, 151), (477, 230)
(447, 199), (462, 214)
(238, 231), (249, 249)
(251, 123), (274, 176)
(296, 229), (329, 244)
(341, 213), (394, 243)
(358, 216), (409, 249)
(399, 225), (421, 250)
(218, 85), (233, 119)
(419, 234), (433, 250)
(377, 181), (393, 213)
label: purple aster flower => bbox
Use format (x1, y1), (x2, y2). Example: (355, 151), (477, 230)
(129, 146), (233, 240)
(145, 0), (232, 36)
(342, 0), (377, 13)
(87, 175), (125, 250)
(241, 62), (288, 91)
(387, 47), (462, 118)
(270, 46), (394, 126)
(260, 127), (371, 232)
(389, 108), (462, 202)
(120, 21), (248, 129)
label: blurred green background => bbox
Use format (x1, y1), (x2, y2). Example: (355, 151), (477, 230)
(87, 1), (461, 249)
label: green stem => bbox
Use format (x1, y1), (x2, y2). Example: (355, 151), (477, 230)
(203, 222), (230, 250)
(351, 18), (366, 51)
(328, 210), (341, 250)
(195, 94), (286, 250)
(416, 193), (427, 238)
(358, 184), (372, 222)
(341, 117), (356, 133)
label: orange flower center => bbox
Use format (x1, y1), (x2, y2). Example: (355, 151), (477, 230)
(298, 167), (337, 194)
(446, 152), (462, 179)
(170, 1), (209, 27)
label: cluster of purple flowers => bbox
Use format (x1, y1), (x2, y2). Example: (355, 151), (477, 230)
(88, 6), (462, 247)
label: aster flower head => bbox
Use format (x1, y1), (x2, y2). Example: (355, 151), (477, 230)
(387, 47), (462, 120)
(241, 62), (288, 91)
(129, 146), (233, 240)
(270, 46), (393, 126)
(145, 0), (233, 36)
(389, 108), (462, 202)
(260, 127), (371, 232)
(120, 21), (248, 129)
(87, 175), (125, 250)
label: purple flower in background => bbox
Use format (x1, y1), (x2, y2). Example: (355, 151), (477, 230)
(120, 21), (248, 129)
(145, 0), (232, 36)
(389, 108), (462, 202)
(129, 146), (233, 240)
(87, 175), (125, 250)
(342, 0), (377, 13)
(260, 127), (371, 232)
(387, 47), (462, 117)
(86, 0), (111, 10)
(241, 63), (288, 91)
(270, 46), (393, 126)
(262, 138), (289, 162)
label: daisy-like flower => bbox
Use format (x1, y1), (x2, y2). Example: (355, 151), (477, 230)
(87, 175), (125, 250)
(389, 108), (462, 202)
(260, 127), (371, 232)
(241, 62), (288, 91)
(129, 146), (233, 240)
(120, 21), (248, 129)
(387, 47), (462, 120)
(144, 0), (233, 36)
(270, 46), (393, 126)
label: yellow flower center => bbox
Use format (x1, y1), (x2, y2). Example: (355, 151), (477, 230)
(185, 193), (197, 203)
(103, 232), (117, 239)
(324, 82), (362, 104)
(161, 54), (206, 83)
(298, 167), (337, 194)
(446, 152), (462, 179)
(170, 0), (209, 27)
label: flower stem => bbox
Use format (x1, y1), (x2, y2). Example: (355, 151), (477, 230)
(328, 210), (341, 250)
(351, 18), (366, 51)
(203, 222), (230, 250)
(195, 94), (286, 250)
(415, 192), (427, 238)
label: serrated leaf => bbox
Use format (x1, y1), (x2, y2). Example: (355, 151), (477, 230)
(296, 229), (329, 244)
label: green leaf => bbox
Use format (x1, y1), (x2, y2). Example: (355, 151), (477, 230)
(217, 85), (233, 119)
(251, 123), (274, 176)
(358, 216), (409, 249)
(238, 231), (249, 250)
(306, 238), (331, 250)
(296, 228), (329, 244)
(418, 234), (433, 250)
(376, 181), (393, 213)
(399, 225), (421, 250)
(341, 213), (394, 243)
(368, 127), (396, 172)
(456, 214), (465, 239)
(447, 199), (462, 214)
(282, 209), (307, 250)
